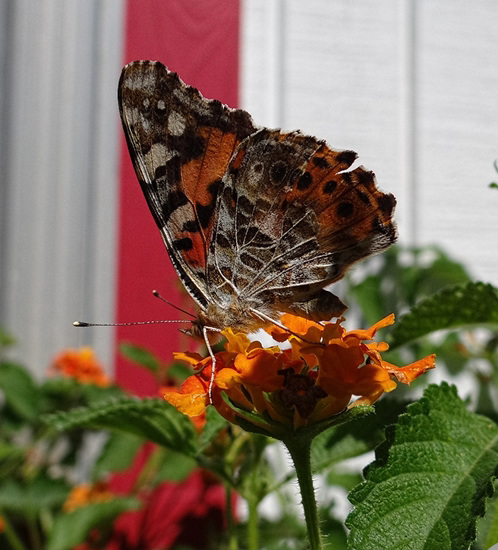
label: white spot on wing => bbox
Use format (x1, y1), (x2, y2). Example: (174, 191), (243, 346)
(144, 143), (175, 174)
(168, 111), (186, 136)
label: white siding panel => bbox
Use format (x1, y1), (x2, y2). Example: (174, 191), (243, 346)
(0, 1), (124, 377)
(417, 0), (498, 282)
(240, 0), (498, 285)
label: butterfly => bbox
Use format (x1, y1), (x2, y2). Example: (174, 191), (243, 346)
(118, 61), (397, 346)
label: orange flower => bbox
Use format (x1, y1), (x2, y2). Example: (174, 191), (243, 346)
(51, 347), (111, 387)
(163, 314), (436, 432)
(64, 481), (113, 512)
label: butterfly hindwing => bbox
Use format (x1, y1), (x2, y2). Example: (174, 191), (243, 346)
(207, 129), (396, 321)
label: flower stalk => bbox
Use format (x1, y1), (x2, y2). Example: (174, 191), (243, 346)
(284, 436), (322, 550)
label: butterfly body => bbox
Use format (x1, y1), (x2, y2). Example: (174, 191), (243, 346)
(118, 61), (397, 336)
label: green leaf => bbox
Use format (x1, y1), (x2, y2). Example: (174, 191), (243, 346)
(198, 405), (230, 451)
(93, 432), (143, 478)
(0, 362), (40, 420)
(346, 383), (498, 550)
(0, 328), (16, 351)
(312, 398), (407, 472)
(0, 476), (69, 512)
(390, 282), (498, 349)
(474, 492), (498, 549)
(44, 397), (198, 456)
(46, 497), (139, 550)
(155, 449), (196, 482)
(0, 443), (24, 480)
(119, 343), (162, 374)
(348, 275), (385, 326)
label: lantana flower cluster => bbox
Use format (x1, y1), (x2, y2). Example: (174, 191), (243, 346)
(50, 347), (111, 387)
(163, 313), (435, 431)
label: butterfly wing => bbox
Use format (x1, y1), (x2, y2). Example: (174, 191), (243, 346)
(208, 128), (397, 321)
(118, 61), (257, 310)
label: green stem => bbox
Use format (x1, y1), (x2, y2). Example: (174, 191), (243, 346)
(284, 437), (323, 550)
(26, 509), (43, 550)
(246, 494), (259, 550)
(0, 512), (28, 550)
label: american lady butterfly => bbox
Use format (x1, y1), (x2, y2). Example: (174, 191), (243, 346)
(118, 61), (396, 346)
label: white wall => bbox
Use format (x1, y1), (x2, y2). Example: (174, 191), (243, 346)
(240, 0), (498, 284)
(0, 1), (124, 376)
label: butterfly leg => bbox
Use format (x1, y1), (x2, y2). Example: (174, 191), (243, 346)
(202, 326), (222, 403)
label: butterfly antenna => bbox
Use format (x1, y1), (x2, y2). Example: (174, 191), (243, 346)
(73, 320), (191, 327)
(152, 290), (196, 319)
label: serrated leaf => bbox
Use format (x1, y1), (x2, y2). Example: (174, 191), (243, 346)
(474, 492), (498, 549)
(46, 497), (139, 550)
(346, 383), (498, 550)
(45, 397), (198, 456)
(390, 282), (498, 349)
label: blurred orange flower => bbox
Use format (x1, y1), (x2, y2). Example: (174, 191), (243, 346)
(50, 347), (111, 387)
(163, 314), (435, 432)
(64, 481), (113, 512)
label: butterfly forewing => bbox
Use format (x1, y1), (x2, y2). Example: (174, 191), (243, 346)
(118, 61), (256, 311)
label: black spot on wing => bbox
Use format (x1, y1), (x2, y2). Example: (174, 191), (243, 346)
(342, 172), (354, 186)
(336, 150), (357, 166)
(182, 219), (201, 232)
(154, 165), (167, 179)
(323, 180), (337, 194)
(336, 201), (354, 218)
(378, 193), (396, 216)
(355, 189), (370, 205)
(196, 180), (222, 229)
(173, 237), (193, 251)
(270, 161), (287, 183)
(163, 189), (189, 222)
(312, 156), (330, 169)
(216, 232), (231, 249)
(357, 169), (375, 188)
(297, 171), (313, 190)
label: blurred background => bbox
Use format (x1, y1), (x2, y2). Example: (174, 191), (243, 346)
(1, 0), (497, 391)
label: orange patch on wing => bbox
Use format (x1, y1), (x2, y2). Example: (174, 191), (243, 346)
(181, 127), (239, 206)
(178, 230), (207, 270)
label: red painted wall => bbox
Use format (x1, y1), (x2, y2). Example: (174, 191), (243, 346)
(116, 0), (240, 395)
